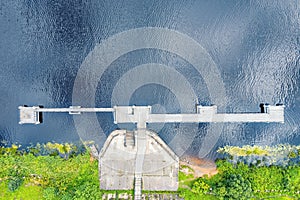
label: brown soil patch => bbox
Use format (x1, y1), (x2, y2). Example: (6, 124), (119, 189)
(180, 156), (218, 178)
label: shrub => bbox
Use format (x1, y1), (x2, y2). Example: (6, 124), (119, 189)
(8, 176), (23, 192)
(191, 178), (210, 194)
(215, 174), (252, 200)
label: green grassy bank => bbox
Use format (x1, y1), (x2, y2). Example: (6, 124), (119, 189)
(0, 143), (300, 199)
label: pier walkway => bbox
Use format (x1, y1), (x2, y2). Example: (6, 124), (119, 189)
(19, 104), (284, 125)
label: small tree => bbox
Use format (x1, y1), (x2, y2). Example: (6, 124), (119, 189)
(191, 178), (210, 194)
(215, 174), (252, 200)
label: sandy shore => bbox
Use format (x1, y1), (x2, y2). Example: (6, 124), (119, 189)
(180, 156), (218, 178)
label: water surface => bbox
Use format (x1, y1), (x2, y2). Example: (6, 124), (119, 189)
(0, 0), (299, 158)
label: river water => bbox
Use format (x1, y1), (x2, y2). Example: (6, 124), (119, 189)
(0, 1), (299, 158)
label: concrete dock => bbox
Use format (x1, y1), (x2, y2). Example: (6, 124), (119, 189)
(19, 104), (284, 125)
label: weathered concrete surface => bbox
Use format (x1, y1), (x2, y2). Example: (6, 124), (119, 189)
(19, 104), (284, 124)
(114, 105), (285, 125)
(19, 106), (41, 124)
(134, 128), (147, 199)
(99, 129), (179, 191)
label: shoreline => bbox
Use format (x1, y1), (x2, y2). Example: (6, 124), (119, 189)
(179, 156), (218, 178)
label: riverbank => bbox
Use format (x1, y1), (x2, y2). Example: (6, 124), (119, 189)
(1, 143), (300, 200)
(180, 156), (218, 178)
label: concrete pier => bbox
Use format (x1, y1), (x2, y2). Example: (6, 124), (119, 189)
(18, 106), (114, 124)
(19, 104), (284, 125)
(113, 104), (284, 127)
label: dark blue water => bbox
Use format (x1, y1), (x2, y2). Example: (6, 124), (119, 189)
(1, 0), (299, 158)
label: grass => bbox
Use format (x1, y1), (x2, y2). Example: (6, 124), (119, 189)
(0, 182), (43, 200)
(0, 145), (102, 200)
(1, 143), (300, 199)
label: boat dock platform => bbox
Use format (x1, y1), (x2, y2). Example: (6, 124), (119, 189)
(19, 104), (284, 126)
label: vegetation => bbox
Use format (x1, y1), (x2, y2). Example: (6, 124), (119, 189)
(217, 144), (300, 166)
(1, 143), (300, 199)
(187, 159), (300, 199)
(184, 145), (300, 199)
(0, 143), (102, 199)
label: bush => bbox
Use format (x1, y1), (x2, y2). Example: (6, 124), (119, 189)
(191, 178), (210, 195)
(215, 174), (252, 200)
(8, 176), (23, 192)
(73, 182), (102, 200)
(42, 187), (58, 199)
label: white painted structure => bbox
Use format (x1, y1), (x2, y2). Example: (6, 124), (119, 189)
(19, 104), (284, 125)
(99, 130), (179, 194)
